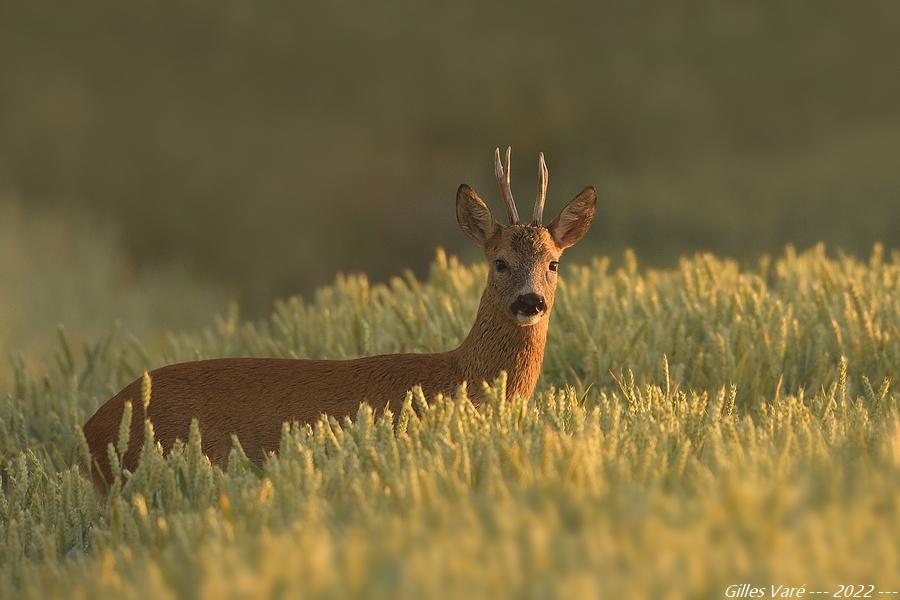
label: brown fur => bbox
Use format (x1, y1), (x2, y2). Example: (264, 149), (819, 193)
(83, 169), (597, 486)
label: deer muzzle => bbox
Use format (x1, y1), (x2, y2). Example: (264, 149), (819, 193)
(511, 293), (547, 325)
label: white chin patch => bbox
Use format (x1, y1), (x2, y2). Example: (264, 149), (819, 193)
(515, 313), (543, 326)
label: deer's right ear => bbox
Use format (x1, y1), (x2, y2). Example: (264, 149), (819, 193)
(457, 184), (499, 247)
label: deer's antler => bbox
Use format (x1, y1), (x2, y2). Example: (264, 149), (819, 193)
(494, 147), (519, 224)
(533, 152), (548, 224)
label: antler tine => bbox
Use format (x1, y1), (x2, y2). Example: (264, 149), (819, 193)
(533, 152), (548, 224)
(494, 146), (519, 224)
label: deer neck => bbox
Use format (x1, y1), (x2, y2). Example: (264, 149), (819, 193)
(452, 291), (549, 402)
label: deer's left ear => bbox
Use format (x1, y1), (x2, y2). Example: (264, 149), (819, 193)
(548, 186), (597, 250)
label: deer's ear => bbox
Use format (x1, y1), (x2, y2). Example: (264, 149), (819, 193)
(457, 184), (499, 247)
(548, 186), (597, 249)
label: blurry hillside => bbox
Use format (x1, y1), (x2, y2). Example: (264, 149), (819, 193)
(2, 1), (899, 312)
(0, 199), (226, 384)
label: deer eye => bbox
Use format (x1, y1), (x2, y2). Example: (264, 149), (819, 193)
(549, 261), (559, 272)
(494, 259), (508, 272)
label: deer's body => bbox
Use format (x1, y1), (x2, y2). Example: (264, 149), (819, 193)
(83, 148), (596, 485)
(84, 295), (548, 479)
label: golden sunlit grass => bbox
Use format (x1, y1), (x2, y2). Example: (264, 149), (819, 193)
(1, 246), (898, 598)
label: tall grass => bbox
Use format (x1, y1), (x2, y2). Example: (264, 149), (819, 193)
(1, 246), (898, 598)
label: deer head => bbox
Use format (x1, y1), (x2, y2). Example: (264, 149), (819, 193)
(456, 147), (597, 326)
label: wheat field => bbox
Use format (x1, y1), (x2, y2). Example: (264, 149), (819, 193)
(1, 246), (898, 599)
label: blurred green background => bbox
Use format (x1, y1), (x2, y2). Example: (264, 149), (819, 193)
(1, 1), (899, 357)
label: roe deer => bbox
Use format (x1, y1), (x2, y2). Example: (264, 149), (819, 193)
(83, 147), (597, 484)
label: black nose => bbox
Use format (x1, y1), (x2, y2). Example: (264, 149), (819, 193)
(511, 293), (547, 316)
